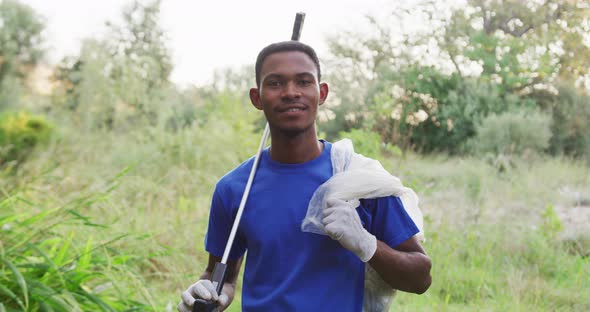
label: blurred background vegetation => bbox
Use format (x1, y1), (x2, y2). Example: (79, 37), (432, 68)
(1, 0), (589, 311)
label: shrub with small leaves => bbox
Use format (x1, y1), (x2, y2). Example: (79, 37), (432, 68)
(468, 108), (552, 156)
(547, 82), (590, 160)
(338, 128), (402, 160)
(0, 111), (52, 166)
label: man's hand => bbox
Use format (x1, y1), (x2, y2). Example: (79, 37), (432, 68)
(177, 280), (229, 312)
(322, 198), (377, 262)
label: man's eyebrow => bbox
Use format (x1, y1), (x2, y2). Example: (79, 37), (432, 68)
(262, 73), (283, 80)
(262, 72), (315, 79)
(295, 72), (316, 78)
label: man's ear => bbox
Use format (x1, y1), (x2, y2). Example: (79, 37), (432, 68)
(249, 87), (263, 110)
(319, 82), (329, 106)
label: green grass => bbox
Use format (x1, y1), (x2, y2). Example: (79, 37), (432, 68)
(395, 224), (590, 311)
(0, 174), (155, 311)
(388, 154), (590, 311)
(2, 115), (589, 311)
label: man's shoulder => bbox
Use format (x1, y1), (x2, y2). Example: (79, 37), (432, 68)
(216, 155), (256, 193)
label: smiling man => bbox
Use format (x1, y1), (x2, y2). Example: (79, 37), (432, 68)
(178, 41), (432, 312)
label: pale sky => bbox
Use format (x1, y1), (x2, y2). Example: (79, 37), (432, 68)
(21, 0), (392, 86)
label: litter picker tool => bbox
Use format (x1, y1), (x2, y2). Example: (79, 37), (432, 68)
(192, 12), (306, 312)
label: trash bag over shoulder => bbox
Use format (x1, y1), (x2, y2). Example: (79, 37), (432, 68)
(301, 139), (424, 239)
(301, 139), (425, 312)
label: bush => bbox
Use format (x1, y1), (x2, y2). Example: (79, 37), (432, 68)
(327, 64), (537, 154)
(547, 83), (590, 159)
(410, 79), (538, 154)
(468, 108), (552, 156)
(0, 111), (52, 166)
(338, 128), (401, 160)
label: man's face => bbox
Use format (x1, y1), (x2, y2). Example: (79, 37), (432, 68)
(250, 51), (328, 136)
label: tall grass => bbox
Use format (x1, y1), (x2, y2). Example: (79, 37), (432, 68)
(395, 224), (590, 311)
(0, 171), (155, 311)
(389, 154), (590, 311)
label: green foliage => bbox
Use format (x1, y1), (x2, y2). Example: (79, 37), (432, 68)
(468, 108), (552, 156)
(0, 0), (45, 81)
(53, 0), (173, 130)
(391, 154), (590, 311)
(445, 0), (588, 91)
(337, 128), (401, 160)
(323, 0), (590, 154)
(545, 83), (590, 159)
(388, 71), (540, 154)
(326, 61), (538, 154)
(369, 67), (449, 150)
(0, 87), (263, 309)
(394, 69), (530, 153)
(395, 224), (590, 311)
(0, 111), (52, 166)
(107, 0), (172, 89)
(0, 178), (153, 311)
(0, 0), (45, 110)
(541, 204), (563, 240)
(150, 93), (260, 173)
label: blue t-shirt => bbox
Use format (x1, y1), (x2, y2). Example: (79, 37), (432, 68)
(205, 141), (419, 312)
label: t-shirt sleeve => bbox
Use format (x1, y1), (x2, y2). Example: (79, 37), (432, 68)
(204, 183), (247, 260)
(366, 196), (419, 248)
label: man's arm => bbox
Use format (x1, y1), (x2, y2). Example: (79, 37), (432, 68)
(368, 237), (431, 294)
(322, 198), (431, 294)
(200, 255), (243, 311)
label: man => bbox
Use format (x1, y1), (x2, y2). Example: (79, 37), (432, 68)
(178, 41), (432, 312)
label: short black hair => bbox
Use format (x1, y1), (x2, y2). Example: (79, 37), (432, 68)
(255, 41), (321, 87)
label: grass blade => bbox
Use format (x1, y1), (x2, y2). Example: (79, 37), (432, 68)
(78, 237), (93, 271)
(18, 207), (58, 228)
(74, 290), (116, 312)
(28, 279), (74, 311)
(0, 283), (25, 310)
(2, 259), (28, 309)
(53, 232), (72, 268)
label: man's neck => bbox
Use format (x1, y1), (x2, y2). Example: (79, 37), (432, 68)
(269, 128), (323, 164)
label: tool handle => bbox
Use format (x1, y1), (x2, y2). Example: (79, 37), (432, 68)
(192, 299), (217, 312)
(192, 263), (227, 312)
(291, 12), (306, 41)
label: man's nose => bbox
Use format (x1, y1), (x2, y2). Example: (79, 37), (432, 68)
(281, 81), (301, 99)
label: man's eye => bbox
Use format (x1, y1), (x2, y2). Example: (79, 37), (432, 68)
(267, 80), (281, 87)
(298, 80), (312, 86)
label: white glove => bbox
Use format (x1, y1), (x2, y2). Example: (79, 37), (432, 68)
(177, 279), (229, 312)
(322, 198), (377, 262)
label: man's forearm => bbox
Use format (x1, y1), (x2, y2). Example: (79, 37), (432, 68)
(368, 239), (432, 294)
(200, 256), (243, 310)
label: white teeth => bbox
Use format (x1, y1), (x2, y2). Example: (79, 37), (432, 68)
(287, 108), (303, 112)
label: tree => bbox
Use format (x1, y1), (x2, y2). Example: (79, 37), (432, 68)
(107, 0), (172, 89)
(322, 0), (590, 153)
(53, 0), (174, 129)
(442, 0), (590, 92)
(0, 0), (45, 109)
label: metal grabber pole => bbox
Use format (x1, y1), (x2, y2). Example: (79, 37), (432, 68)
(193, 12), (306, 312)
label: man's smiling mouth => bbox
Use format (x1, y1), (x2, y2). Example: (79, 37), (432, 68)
(278, 104), (307, 113)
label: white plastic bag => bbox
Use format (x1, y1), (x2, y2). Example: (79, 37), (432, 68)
(301, 139), (424, 239)
(301, 139), (425, 312)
